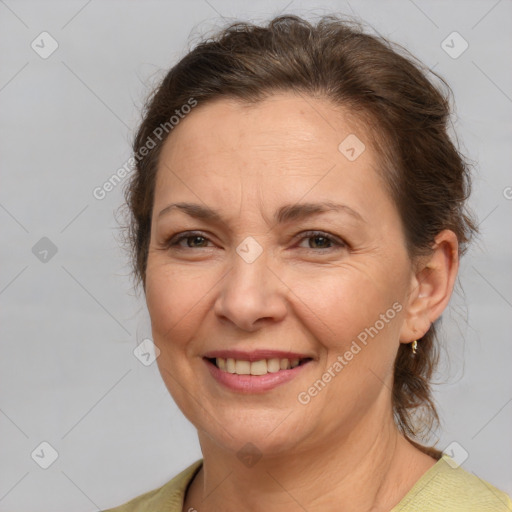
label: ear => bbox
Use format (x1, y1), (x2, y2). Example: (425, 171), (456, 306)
(399, 229), (459, 344)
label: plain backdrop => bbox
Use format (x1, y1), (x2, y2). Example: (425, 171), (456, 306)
(0, 0), (511, 510)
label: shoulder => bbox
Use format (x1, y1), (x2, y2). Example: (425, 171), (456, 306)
(101, 459), (203, 512)
(393, 454), (512, 512)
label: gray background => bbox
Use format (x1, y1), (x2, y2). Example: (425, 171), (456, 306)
(1, 0), (511, 510)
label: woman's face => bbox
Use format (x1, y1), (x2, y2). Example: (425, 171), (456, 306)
(145, 93), (416, 456)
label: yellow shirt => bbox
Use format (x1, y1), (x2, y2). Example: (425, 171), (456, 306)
(102, 454), (512, 511)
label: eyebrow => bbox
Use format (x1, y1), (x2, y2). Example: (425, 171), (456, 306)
(157, 201), (366, 224)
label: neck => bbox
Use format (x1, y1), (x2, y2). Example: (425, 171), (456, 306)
(183, 412), (437, 512)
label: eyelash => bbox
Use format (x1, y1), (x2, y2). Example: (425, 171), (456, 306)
(165, 230), (346, 252)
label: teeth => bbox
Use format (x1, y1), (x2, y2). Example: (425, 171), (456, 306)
(226, 358), (236, 373)
(235, 360), (251, 375)
(267, 358), (281, 373)
(214, 357), (305, 375)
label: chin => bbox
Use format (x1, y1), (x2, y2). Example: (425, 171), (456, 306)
(197, 410), (312, 458)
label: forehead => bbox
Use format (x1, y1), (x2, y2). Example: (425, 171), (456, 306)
(159, 93), (371, 173)
(153, 93), (393, 222)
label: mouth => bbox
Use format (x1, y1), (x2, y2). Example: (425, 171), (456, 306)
(204, 356), (314, 376)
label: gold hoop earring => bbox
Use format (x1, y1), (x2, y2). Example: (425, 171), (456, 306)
(411, 340), (418, 355)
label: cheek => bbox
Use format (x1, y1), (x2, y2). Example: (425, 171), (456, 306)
(289, 263), (393, 348)
(145, 263), (215, 349)
(145, 263), (213, 420)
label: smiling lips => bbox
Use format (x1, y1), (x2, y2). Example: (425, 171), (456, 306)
(203, 349), (314, 390)
(215, 356), (305, 375)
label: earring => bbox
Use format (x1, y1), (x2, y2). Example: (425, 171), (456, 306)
(411, 340), (418, 355)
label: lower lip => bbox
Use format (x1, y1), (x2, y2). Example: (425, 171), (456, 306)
(204, 358), (311, 393)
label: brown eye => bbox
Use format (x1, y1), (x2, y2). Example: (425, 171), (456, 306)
(308, 235), (332, 249)
(185, 235), (208, 248)
(166, 231), (213, 249)
(297, 231), (345, 251)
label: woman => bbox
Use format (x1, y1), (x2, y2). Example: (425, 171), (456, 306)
(105, 14), (511, 512)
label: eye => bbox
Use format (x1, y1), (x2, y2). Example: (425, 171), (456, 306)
(296, 230), (345, 251)
(163, 230), (346, 252)
(166, 231), (214, 249)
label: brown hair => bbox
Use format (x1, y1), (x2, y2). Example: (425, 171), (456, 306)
(122, 14), (478, 456)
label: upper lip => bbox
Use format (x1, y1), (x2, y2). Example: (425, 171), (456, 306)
(203, 349), (314, 362)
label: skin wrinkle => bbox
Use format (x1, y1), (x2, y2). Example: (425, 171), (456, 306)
(144, 92), (458, 512)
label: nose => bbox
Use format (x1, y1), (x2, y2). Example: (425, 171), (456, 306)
(213, 248), (288, 332)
